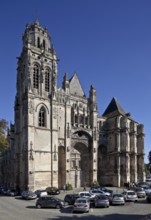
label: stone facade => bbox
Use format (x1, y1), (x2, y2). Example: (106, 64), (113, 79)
(0, 20), (145, 190)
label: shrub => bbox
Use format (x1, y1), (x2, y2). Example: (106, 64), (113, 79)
(66, 183), (73, 190)
(93, 180), (100, 186)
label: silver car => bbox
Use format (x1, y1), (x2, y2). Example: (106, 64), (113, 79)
(135, 187), (146, 198)
(111, 193), (125, 205)
(73, 198), (90, 213)
(95, 194), (109, 208)
(122, 190), (138, 202)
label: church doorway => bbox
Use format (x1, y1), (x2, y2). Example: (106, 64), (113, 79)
(58, 146), (66, 189)
(71, 131), (92, 188)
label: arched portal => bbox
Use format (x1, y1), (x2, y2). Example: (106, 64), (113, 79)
(58, 146), (66, 189)
(71, 131), (92, 188)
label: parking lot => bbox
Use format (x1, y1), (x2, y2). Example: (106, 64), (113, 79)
(0, 187), (151, 220)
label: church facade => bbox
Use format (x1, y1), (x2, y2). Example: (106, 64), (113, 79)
(1, 20), (145, 190)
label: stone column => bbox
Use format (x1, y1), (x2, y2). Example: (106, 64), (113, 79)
(117, 154), (121, 187)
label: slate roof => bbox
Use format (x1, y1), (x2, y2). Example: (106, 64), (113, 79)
(69, 72), (85, 97)
(102, 97), (126, 117)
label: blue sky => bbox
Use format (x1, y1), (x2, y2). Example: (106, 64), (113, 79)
(0, 0), (151, 162)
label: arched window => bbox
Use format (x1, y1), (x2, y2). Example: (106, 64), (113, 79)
(33, 64), (39, 89)
(45, 69), (50, 92)
(37, 37), (40, 48)
(38, 106), (46, 127)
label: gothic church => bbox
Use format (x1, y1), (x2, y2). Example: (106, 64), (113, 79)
(1, 20), (145, 190)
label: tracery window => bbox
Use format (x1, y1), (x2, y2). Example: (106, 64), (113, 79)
(45, 69), (50, 92)
(38, 106), (46, 127)
(33, 64), (39, 89)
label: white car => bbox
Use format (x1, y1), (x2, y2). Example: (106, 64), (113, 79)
(79, 191), (95, 199)
(89, 189), (106, 196)
(34, 189), (48, 197)
(122, 190), (138, 202)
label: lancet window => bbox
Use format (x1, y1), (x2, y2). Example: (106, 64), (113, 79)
(33, 64), (39, 89)
(38, 106), (46, 127)
(45, 69), (50, 92)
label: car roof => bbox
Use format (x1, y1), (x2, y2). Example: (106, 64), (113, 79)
(76, 197), (89, 201)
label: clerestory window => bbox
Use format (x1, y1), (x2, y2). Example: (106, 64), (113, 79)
(33, 64), (39, 89)
(38, 106), (46, 127)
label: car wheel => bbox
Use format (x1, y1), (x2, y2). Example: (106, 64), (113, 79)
(56, 204), (61, 209)
(36, 204), (41, 209)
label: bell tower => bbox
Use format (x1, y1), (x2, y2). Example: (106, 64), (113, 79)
(14, 19), (59, 190)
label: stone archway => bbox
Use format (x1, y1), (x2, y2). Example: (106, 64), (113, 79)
(58, 146), (66, 189)
(71, 131), (92, 188)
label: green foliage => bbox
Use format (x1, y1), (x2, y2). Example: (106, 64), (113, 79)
(93, 180), (100, 186)
(0, 119), (9, 152)
(66, 183), (73, 190)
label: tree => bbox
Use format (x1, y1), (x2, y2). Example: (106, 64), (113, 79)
(0, 119), (9, 152)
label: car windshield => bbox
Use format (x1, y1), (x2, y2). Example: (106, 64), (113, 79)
(76, 199), (87, 203)
(136, 188), (144, 191)
(113, 194), (123, 198)
(97, 195), (107, 199)
(127, 192), (135, 195)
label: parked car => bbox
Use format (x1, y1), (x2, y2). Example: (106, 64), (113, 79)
(34, 189), (47, 197)
(94, 194), (110, 208)
(1, 187), (9, 195)
(21, 191), (37, 200)
(79, 191), (96, 199)
(45, 187), (60, 195)
(146, 193), (151, 203)
(110, 193), (125, 205)
(73, 197), (90, 213)
(36, 196), (64, 209)
(137, 182), (150, 188)
(146, 176), (151, 182)
(142, 186), (151, 196)
(99, 187), (113, 196)
(6, 189), (19, 196)
(91, 186), (113, 196)
(64, 194), (80, 205)
(79, 191), (96, 207)
(89, 189), (106, 196)
(122, 190), (138, 202)
(135, 187), (146, 198)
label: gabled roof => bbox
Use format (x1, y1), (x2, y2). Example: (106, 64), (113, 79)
(69, 72), (85, 97)
(102, 97), (126, 117)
